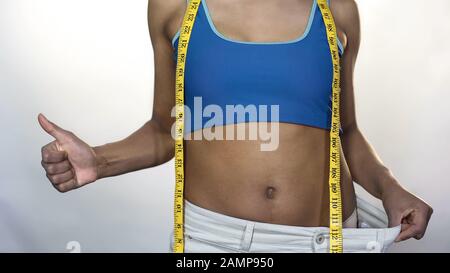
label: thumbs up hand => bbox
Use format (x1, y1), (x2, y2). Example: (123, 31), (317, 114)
(38, 113), (98, 192)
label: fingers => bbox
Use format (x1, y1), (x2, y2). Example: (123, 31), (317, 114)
(46, 170), (78, 193)
(38, 113), (68, 140)
(43, 162), (78, 193)
(41, 144), (67, 163)
(46, 169), (75, 185)
(412, 213), (429, 240)
(395, 223), (425, 242)
(395, 210), (428, 242)
(395, 224), (418, 242)
(53, 179), (78, 193)
(39, 114), (81, 193)
(41, 160), (71, 175)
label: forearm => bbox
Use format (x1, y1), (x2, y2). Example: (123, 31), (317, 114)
(341, 126), (402, 199)
(93, 119), (174, 179)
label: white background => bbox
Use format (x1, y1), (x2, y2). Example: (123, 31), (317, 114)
(0, 0), (449, 252)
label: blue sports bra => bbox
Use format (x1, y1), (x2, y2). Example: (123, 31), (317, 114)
(172, 0), (344, 134)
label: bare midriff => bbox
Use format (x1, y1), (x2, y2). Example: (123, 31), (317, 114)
(184, 122), (357, 227)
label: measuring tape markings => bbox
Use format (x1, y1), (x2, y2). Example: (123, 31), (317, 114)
(317, 0), (343, 253)
(173, 0), (343, 253)
(173, 0), (201, 253)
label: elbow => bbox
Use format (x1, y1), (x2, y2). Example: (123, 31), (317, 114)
(156, 131), (175, 165)
(147, 118), (175, 165)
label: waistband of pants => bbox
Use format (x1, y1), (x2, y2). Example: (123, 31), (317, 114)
(183, 199), (401, 252)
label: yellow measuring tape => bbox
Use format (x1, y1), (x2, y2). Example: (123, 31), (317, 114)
(173, 0), (201, 253)
(173, 0), (343, 253)
(317, 0), (343, 253)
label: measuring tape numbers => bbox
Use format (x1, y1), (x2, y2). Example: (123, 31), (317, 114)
(317, 0), (343, 253)
(173, 0), (201, 253)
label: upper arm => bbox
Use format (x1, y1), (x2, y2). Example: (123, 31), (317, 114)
(147, 0), (186, 133)
(330, 0), (361, 132)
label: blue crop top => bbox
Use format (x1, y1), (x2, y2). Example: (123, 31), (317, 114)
(172, 0), (344, 134)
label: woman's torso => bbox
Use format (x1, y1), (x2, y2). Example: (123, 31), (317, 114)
(171, 0), (356, 227)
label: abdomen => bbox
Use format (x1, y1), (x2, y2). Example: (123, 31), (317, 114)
(184, 122), (356, 227)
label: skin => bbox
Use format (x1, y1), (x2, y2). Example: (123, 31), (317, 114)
(38, 0), (432, 243)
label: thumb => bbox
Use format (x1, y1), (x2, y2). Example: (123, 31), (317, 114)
(395, 210), (419, 242)
(38, 113), (68, 141)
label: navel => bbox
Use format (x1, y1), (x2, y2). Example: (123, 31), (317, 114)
(265, 186), (276, 199)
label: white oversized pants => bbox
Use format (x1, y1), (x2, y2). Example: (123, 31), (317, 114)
(170, 196), (401, 253)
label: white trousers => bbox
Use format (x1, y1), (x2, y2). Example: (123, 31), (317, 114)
(170, 196), (401, 253)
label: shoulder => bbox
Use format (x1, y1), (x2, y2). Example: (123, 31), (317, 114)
(329, 0), (360, 51)
(329, 0), (360, 35)
(148, 0), (186, 41)
(148, 0), (184, 16)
